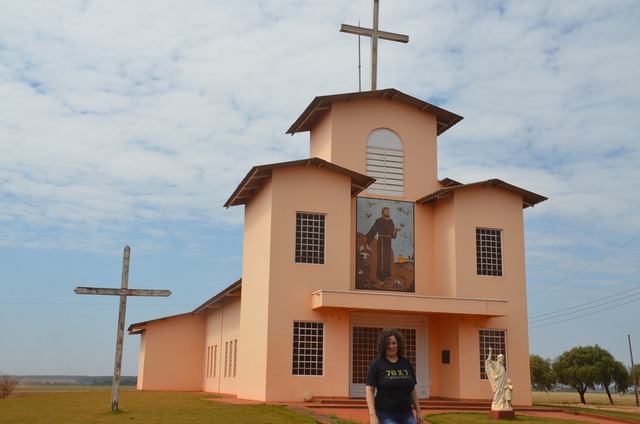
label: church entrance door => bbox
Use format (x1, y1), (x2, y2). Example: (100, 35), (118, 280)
(349, 312), (429, 398)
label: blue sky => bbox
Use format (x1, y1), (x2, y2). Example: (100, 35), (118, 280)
(1, 0), (639, 376)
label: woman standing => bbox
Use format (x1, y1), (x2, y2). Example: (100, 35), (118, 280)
(366, 328), (423, 424)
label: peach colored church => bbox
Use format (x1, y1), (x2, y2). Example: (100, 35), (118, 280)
(128, 88), (546, 406)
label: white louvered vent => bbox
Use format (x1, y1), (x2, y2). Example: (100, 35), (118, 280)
(366, 129), (404, 196)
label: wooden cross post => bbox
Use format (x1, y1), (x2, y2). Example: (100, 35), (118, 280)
(74, 245), (171, 411)
(340, 0), (409, 91)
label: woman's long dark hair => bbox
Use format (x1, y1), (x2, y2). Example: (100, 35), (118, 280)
(377, 328), (405, 358)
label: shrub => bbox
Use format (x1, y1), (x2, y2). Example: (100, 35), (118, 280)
(0, 373), (19, 399)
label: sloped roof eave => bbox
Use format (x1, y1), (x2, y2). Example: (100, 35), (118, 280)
(417, 178), (547, 209)
(224, 157), (375, 208)
(191, 279), (242, 314)
(127, 280), (243, 334)
(286, 88), (463, 136)
(127, 311), (195, 334)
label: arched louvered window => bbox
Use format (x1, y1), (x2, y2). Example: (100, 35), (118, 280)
(366, 128), (404, 196)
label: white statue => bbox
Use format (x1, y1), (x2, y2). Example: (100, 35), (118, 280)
(505, 379), (513, 409)
(485, 347), (512, 411)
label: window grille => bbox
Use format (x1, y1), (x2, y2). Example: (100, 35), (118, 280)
(292, 321), (324, 376)
(206, 346), (211, 378)
(213, 345), (217, 378)
(224, 342), (229, 378)
(476, 228), (503, 276)
(479, 329), (507, 379)
(233, 339), (238, 377)
(295, 212), (326, 264)
(351, 327), (416, 384)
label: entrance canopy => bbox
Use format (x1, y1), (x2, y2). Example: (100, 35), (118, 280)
(311, 289), (508, 316)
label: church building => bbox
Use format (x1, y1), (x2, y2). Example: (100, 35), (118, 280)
(128, 87), (546, 406)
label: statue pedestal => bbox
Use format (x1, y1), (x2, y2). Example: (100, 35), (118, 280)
(489, 410), (515, 419)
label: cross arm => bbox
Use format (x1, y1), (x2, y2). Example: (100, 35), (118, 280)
(340, 23), (409, 43)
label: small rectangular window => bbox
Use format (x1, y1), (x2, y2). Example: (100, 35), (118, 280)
(292, 321), (324, 376)
(213, 345), (217, 378)
(479, 329), (507, 379)
(476, 228), (503, 276)
(295, 212), (326, 264)
(233, 339), (238, 378)
(224, 342), (229, 378)
(206, 346), (211, 378)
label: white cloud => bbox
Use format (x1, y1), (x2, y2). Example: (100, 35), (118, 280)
(0, 0), (639, 371)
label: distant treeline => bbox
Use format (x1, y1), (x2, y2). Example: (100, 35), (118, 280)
(17, 375), (137, 386)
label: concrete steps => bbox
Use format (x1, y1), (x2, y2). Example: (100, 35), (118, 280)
(308, 397), (556, 412)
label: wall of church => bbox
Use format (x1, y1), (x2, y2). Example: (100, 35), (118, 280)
(309, 98), (442, 198)
(429, 315), (461, 399)
(203, 296), (241, 395)
(258, 165), (354, 401)
(412, 201), (437, 296)
(236, 177), (274, 400)
(432, 196), (457, 297)
(421, 186), (533, 405)
(308, 109), (332, 160)
(136, 313), (205, 391)
(453, 187), (526, 299)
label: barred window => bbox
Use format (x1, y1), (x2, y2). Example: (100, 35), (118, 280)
(213, 345), (217, 378)
(479, 329), (507, 379)
(295, 212), (326, 264)
(207, 346), (211, 378)
(292, 321), (324, 376)
(476, 228), (503, 276)
(224, 341), (229, 378)
(233, 339), (238, 378)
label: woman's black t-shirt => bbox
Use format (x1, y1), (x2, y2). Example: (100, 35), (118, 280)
(366, 356), (417, 413)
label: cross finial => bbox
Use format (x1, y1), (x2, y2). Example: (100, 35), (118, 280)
(340, 0), (409, 91)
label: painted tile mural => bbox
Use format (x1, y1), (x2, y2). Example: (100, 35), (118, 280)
(356, 197), (415, 292)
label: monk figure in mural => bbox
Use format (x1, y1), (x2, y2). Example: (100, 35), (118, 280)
(485, 347), (512, 411)
(365, 206), (399, 284)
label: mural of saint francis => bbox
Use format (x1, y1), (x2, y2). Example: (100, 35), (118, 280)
(356, 197), (415, 292)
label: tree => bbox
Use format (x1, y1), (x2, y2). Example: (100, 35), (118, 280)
(632, 364), (640, 390)
(553, 345), (631, 405)
(553, 346), (600, 404)
(594, 347), (630, 404)
(610, 360), (631, 395)
(0, 373), (19, 399)
(530, 354), (556, 392)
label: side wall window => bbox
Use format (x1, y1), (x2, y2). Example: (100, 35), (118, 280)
(476, 228), (503, 276)
(479, 329), (507, 379)
(366, 128), (404, 197)
(295, 212), (326, 264)
(292, 321), (324, 376)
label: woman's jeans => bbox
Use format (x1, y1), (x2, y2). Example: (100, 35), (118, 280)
(376, 410), (417, 424)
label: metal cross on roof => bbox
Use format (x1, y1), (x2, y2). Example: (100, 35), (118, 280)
(74, 245), (171, 411)
(340, 0), (409, 91)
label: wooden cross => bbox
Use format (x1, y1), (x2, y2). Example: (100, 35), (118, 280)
(340, 0), (409, 91)
(74, 245), (171, 411)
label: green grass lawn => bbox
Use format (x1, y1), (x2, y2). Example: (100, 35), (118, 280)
(1, 390), (335, 424)
(3, 388), (639, 424)
(423, 413), (591, 424)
